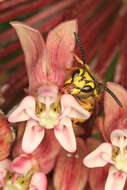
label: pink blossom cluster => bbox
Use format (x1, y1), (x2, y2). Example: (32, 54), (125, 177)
(1, 19), (127, 190)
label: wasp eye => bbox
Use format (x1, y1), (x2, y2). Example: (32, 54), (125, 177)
(81, 85), (93, 92)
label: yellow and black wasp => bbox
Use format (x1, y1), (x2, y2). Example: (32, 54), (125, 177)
(63, 32), (122, 127)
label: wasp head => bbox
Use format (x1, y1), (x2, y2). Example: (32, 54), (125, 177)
(63, 66), (103, 101)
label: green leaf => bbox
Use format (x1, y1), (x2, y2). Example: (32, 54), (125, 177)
(91, 133), (102, 139)
(104, 51), (120, 82)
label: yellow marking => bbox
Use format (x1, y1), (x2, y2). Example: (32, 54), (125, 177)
(84, 72), (93, 81)
(86, 82), (95, 89)
(74, 76), (85, 88)
(82, 103), (93, 112)
(72, 118), (86, 126)
(94, 89), (98, 96)
(65, 78), (72, 84)
(72, 67), (95, 90)
(71, 88), (80, 95)
(79, 68), (84, 75)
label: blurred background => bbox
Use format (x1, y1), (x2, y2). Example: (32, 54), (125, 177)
(0, 0), (127, 112)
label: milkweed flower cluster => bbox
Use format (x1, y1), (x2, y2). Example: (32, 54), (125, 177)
(8, 20), (90, 154)
(83, 82), (127, 190)
(0, 20), (91, 190)
(84, 129), (127, 190)
(1, 17), (127, 190)
(0, 156), (47, 190)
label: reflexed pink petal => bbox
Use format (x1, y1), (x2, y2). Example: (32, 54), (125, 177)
(8, 96), (36, 122)
(22, 119), (45, 154)
(32, 130), (61, 174)
(105, 166), (127, 190)
(54, 117), (76, 152)
(11, 155), (32, 175)
(0, 159), (11, 176)
(54, 138), (88, 190)
(61, 94), (90, 120)
(0, 174), (5, 186)
(104, 82), (127, 140)
(12, 131), (61, 174)
(0, 159), (11, 187)
(57, 108), (71, 121)
(10, 22), (48, 92)
(83, 143), (112, 168)
(89, 165), (110, 190)
(28, 187), (36, 190)
(30, 172), (47, 190)
(110, 129), (127, 153)
(47, 20), (78, 86)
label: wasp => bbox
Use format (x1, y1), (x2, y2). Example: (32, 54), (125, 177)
(63, 32), (122, 126)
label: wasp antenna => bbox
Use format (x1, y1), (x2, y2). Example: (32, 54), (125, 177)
(74, 32), (96, 82)
(74, 32), (122, 107)
(98, 82), (123, 108)
(74, 32), (86, 64)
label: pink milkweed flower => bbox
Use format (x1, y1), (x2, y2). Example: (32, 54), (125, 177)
(8, 21), (90, 154)
(0, 156), (47, 190)
(97, 82), (127, 141)
(11, 155), (47, 190)
(83, 82), (127, 190)
(12, 130), (61, 174)
(83, 129), (127, 190)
